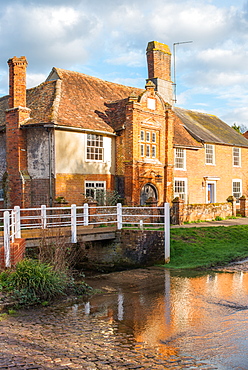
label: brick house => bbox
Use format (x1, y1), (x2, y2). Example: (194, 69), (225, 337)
(0, 41), (248, 208)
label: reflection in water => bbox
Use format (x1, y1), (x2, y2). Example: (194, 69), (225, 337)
(84, 268), (248, 369)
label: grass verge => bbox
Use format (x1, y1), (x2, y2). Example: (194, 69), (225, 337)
(165, 225), (248, 269)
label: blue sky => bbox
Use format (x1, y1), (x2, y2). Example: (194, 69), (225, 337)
(1, 0), (248, 128)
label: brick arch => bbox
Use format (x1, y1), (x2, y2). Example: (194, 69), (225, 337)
(140, 183), (158, 205)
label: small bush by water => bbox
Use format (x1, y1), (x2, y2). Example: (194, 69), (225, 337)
(167, 225), (248, 269)
(0, 259), (67, 305)
(0, 258), (91, 306)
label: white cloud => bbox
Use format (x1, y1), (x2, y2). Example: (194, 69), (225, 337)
(105, 50), (144, 67)
(0, 0), (247, 128)
(26, 73), (47, 89)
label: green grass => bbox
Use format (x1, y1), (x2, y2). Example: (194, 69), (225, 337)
(166, 225), (248, 269)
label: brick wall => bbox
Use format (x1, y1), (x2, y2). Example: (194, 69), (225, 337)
(55, 173), (114, 205)
(146, 41), (171, 81)
(5, 57), (31, 208)
(8, 56), (28, 108)
(174, 144), (248, 204)
(75, 229), (165, 271)
(31, 179), (52, 207)
(0, 238), (26, 269)
(117, 81), (172, 206)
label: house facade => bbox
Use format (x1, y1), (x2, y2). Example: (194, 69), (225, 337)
(0, 41), (248, 209)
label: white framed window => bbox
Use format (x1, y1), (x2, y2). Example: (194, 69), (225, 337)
(152, 145), (156, 158)
(86, 134), (103, 161)
(147, 97), (156, 110)
(232, 179), (242, 203)
(140, 130), (145, 141)
(174, 178), (187, 202)
(152, 132), (156, 143)
(146, 132), (150, 142)
(205, 144), (215, 165)
(146, 145), (150, 157)
(175, 148), (186, 170)
(85, 181), (106, 203)
(141, 144), (144, 157)
(233, 147), (241, 167)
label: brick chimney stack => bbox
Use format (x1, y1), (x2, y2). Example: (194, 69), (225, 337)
(146, 41), (173, 105)
(8, 56), (28, 108)
(5, 56), (31, 208)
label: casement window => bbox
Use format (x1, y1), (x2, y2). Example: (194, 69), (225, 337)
(140, 129), (157, 159)
(232, 179), (242, 203)
(140, 130), (145, 141)
(233, 147), (241, 167)
(86, 134), (103, 161)
(152, 145), (156, 158)
(141, 144), (144, 157)
(175, 148), (186, 170)
(85, 181), (106, 203)
(205, 144), (215, 165)
(0, 189), (3, 200)
(174, 178), (187, 201)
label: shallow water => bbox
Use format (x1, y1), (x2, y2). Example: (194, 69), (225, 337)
(82, 268), (248, 369)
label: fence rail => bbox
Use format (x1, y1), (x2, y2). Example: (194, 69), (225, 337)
(1, 203), (170, 268)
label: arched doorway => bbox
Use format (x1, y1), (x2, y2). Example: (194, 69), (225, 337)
(140, 183), (158, 205)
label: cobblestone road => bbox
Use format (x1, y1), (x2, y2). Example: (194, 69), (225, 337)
(0, 301), (217, 370)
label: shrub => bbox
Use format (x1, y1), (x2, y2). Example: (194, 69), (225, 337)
(214, 216), (223, 221)
(0, 259), (68, 306)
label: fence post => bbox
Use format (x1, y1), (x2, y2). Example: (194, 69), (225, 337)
(164, 203), (170, 263)
(11, 210), (15, 243)
(84, 203), (89, 226)
(41, 205), (47, 229)
(117, 203), (122, 230)
(71, 204), (77, 243)
(4, 211), (11, 268)
(14, 206), (21, 238)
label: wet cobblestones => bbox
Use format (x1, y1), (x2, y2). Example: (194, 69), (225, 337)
(0, 304), (218, 370)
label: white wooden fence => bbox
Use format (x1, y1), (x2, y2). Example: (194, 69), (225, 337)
(0, 203), (170, 268)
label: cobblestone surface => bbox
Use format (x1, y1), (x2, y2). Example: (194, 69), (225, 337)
(0, 303), (218, 370)
(215, 258), (248, 272)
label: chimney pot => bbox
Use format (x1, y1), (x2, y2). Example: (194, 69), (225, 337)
(8, 56), (28, 109)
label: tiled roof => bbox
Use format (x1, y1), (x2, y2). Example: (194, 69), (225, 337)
(0, 68), (143, 133)
(46, 68), (143, 133)
(173, 112), (202, 149)
(27, 81), (57, 124)
(0, 96), (8, 125)
(174, 107), (248, 148)
(0, 80), (57, 126)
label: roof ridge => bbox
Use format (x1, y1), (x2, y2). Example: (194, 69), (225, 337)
(174, 107), (224, 143)
(52, 67), (143, 92)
